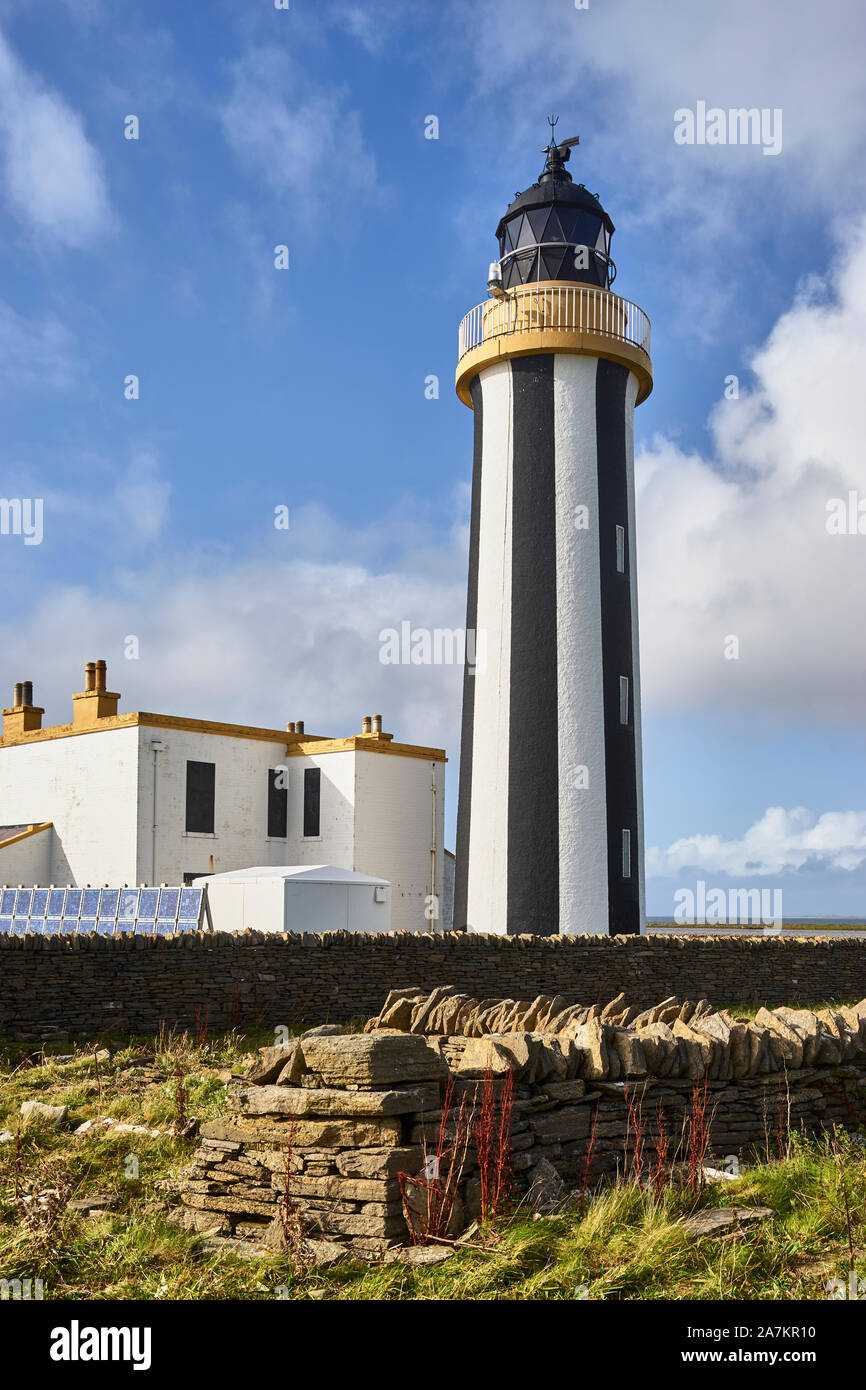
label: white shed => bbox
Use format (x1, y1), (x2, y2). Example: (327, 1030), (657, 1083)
(193, 864), (391, 935)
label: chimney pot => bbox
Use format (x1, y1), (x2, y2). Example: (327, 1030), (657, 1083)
(85, 662), (96, 692)
(362, 715), (372, 734)
(13, 682), (22, 706)
(287, 721), (296, 734)
(296, 719), (305, 736)
(21, 681), (33, 706)
(372, 714), (382, 734)
(95, 659), (107, 692)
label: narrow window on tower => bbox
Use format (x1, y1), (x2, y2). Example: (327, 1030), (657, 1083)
(267, 768), (288, 839)
(619, 675), (629, 725)
(616, 524), (626, 574)
(185, 761), (215, 834)
(303, 767), (321, 838)
(622, 829), (631, 878)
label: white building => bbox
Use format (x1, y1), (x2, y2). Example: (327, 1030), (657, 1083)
(0, 662), (446, 933)
(197, 864), (393, 935)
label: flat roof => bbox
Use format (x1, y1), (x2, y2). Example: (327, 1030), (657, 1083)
(195, 864), (390, 886)
(0, 711), (446, 761)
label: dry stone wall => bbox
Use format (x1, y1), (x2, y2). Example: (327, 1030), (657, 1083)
(165, 990), (866, 1255)
(1, 931), (866, 1042)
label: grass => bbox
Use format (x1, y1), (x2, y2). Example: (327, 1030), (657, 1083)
(1, 1027), (864, 1301)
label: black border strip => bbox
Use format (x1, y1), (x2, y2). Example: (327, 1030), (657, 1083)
(596, 358), (640, 935)
(453, 374), (484, 930)
(507, 356), (559, 935)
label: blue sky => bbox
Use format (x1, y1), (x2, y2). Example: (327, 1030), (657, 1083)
(1, 0), (865, 918)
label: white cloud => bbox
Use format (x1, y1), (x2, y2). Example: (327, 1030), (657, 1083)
(647, 806), (866, 877)
(220, 47), (379, 223)
(0, 297), (75, 391)
(457, 0), (866, 212)
(0, 28), (115, 247)
(636, 217), (866, 720)
(0, 499), (466, 760)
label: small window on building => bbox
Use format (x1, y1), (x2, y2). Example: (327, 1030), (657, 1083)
(619, 675), (629, 725)
(616, 524), (626, 573)
(303, 767), (321, 838)
(268, 767), (288, 839)
(186, 761), (215, 834)
(622, 829), (631, 878)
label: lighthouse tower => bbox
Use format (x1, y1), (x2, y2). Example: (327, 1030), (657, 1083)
(453, 126), (653, 937)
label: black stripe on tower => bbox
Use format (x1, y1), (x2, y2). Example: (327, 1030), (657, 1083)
(507, 356), (559, 935)
(596, 358), (640, 935)
(453, 374), (484, 930)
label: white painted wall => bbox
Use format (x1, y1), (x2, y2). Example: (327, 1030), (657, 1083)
(135, 725), (302, 884)
(0, 727), (140, 884)
(466, 360), (513, 934)
(554, 355), (610, 934)
(352, 752), (444, 932)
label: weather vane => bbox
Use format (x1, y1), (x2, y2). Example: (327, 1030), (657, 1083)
(542, 115), (579, 170)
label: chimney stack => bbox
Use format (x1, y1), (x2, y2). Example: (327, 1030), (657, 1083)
(72, 658), (120, 729)
(2, 679), (44, 739)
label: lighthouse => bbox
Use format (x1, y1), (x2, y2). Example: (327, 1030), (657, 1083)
(453, 125), (653, 937)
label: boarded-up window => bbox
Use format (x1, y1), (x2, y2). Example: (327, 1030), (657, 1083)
(185, 761), (215, 834)
(303, 767), (321, 838)
(268, 768), (288, 838)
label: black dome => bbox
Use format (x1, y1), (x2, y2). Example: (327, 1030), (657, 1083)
(495, 140), (616, 291)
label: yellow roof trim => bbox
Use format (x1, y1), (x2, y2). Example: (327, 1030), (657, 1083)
(0, 821), (52, 849)
(288, 736), (446, 763)
(0, 712), (445, 759)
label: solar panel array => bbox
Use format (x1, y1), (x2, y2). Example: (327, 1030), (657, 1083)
(0, 886), (205, 936)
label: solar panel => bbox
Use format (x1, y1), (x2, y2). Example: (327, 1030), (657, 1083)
(48, 888), (66, 916)
(119, 888), (139, 920)
(0, 884), (207, 935)
(180, 887), (202, 918)
(139, 888), (159, 918)
(81, 888), (100, 917)
(158, 888), (180, 917)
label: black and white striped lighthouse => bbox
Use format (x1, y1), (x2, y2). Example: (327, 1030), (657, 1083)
(453, 126), (653, 937)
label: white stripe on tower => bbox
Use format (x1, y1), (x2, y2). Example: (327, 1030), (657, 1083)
(465, 360), (513, 933)
(623, 369), (645, 933)
(553, 355), (610, 935)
